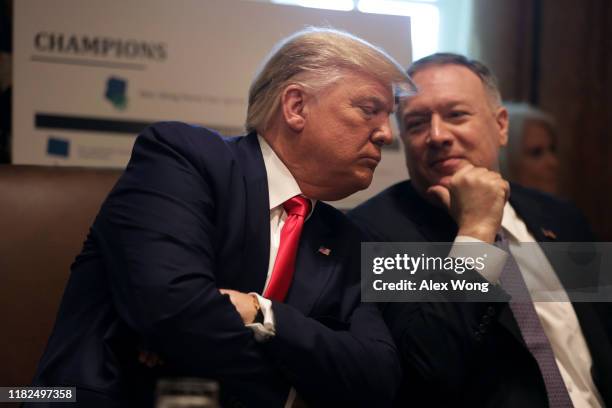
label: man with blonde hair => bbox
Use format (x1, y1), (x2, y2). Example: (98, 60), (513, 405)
(30, 27), (413, 407)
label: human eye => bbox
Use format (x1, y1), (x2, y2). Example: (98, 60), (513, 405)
(448, 110), (468, 120)
(404, 118), (428, 134)
(528, 147), (545, 158)
(359, 104), (378, 117)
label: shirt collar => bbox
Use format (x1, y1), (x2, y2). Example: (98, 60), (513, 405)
(258, 135), (316, 215)
(502, 201), (528, 241)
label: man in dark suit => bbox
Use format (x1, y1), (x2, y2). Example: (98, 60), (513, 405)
(30, 28), (413, 407)
(349, 53), (612, 407)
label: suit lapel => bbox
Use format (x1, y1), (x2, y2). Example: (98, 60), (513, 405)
(496, 305), (527, 348)
(509, 185), (558, 243)
(511, 187), (612, 393)
(572, 302), (612, 398)
(228, 134), (341, 311)
(230, 133), (270, 294)
(512, 189), (597, 296)
(286, 205), (338, 316)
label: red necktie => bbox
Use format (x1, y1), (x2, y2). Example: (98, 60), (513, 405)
(264, 196), (311, 302)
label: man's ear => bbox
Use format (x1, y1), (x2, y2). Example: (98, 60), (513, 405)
(281, 84), (308, 132)
(495, 106), (509, 147)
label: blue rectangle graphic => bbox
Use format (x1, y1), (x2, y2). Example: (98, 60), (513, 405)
(47, 137), (70, 157)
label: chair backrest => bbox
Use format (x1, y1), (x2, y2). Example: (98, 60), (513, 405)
(0, 165), (122, 387)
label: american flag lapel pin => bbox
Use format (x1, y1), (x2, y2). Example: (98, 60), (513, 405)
(318, 246), (331, 256)
(541, 228), (557, 240)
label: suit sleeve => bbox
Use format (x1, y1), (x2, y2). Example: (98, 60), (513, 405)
(383, 288), (508, 399)
(93, 123), (400, 406)
(266, 280), (401, 406)
(92, 123), (278, 382)
(351, 210), (511, 402)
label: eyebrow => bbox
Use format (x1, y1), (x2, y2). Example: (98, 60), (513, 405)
(402, 109), (431, 121)
(403, 101), (469, 119)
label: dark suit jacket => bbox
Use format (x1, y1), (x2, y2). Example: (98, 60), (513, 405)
(30, 122), (400, 407)
(348, 180), (612, 408)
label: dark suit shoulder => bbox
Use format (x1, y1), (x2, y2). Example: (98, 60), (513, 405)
(347, 181), (412, 240)
(143, 121), (227, 143)
(124, 122), (259, 196)
(509, 183), (595, 241)
(317, 201), (364, 241)
(348, 180), (451, 241)
(511, 183), (578, 213)
(136, 122), (237, 165)
(350, 181), (411, 218)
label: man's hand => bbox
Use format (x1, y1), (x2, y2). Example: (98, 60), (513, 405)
(427, 164), (509, 243)
(220, 289), (260, 324)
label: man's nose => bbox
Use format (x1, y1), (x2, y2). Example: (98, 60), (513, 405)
(427, 114), (453, 146)
(372, 118), (394, 147)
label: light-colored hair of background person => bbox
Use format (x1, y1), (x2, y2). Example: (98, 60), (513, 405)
(396, 53), (502, 128)
(246, 26), (414, 134)
(499, 102), (556, 178)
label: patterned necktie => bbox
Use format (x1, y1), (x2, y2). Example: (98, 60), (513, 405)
(496, 231), (573, 407)
(264, 196), (311, 302)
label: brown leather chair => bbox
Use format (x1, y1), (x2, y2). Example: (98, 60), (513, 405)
(0, 165), (122, 388)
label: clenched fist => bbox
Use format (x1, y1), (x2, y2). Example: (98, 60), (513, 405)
(219, 288), (260, 324)
(426, 164), (509, 243)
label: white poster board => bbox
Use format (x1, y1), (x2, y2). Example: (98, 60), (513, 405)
(13, 0), (412, 208)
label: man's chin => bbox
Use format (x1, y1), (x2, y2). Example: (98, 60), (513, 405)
(319, 174), (372, 201)
(417, 176), (453, 190)
(410, 176), (451, 199)
(435, 175), (453, 188)
(343, 176), (373, 199)
(354, 168), (374, 188)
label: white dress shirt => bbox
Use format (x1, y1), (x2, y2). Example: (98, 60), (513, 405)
(501, 202), (603, 408)
(455, 203), (603, 408)
(246, 135), (315, 408)
(245, 135), (315, 342)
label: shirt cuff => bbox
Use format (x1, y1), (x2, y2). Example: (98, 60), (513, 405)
(448, 236), (508, 283)
(284, 388), (297, 408)
(246, 293), (276, 342)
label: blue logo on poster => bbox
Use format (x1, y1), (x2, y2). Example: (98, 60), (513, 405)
(47, 137), (70, 157)
(105, 76), (128, 110)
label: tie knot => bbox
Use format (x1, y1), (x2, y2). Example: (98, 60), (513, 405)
(283, 196), (311, 217)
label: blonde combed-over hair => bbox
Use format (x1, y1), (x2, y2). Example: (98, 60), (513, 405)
(246, 27), (413, 134)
